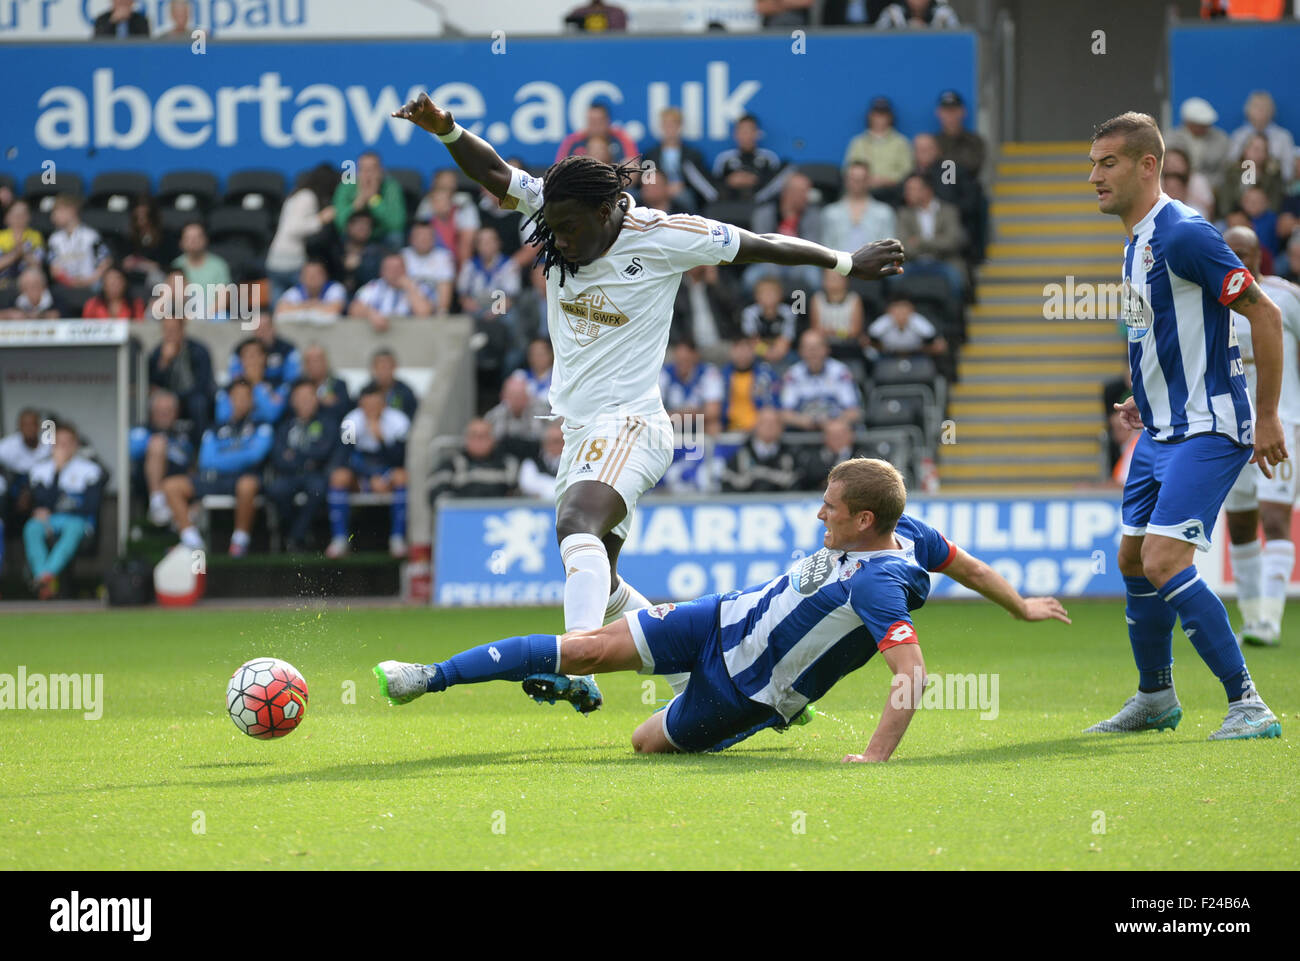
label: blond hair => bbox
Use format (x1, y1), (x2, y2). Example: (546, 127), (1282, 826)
(827, 458), (906, 534)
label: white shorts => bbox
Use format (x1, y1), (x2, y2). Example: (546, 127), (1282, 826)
(1224, 421), (1300, 512)
(553, 410), (674, 541)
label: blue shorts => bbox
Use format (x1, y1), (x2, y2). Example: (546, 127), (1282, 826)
(1121, 432), (1253, 550)
(350, 455), (399, 484)
(626, 593), (781, 753)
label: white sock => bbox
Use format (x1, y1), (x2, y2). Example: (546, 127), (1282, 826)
(179, 526), (204, 549)
(603, 576), (650, 623)
(149, 491), (166, 509)
(603, 574), (696, 697)
(1231, 540), (1263, 625)
(561, 533), (610, 633)
(231, 529), (250, 548)
(604, 578), (691, 698)
(1260, 539), (1294, 628)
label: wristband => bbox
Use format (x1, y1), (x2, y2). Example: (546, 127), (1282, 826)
(437, 124), (463, 143)
(833, 251), (853, 276)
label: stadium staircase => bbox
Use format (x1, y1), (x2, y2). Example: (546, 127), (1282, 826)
(939, 141), (1128, 491)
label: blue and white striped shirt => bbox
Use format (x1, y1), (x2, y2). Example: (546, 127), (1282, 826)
(1124, 195), (1254, 445)
(718, 513), (956, 721)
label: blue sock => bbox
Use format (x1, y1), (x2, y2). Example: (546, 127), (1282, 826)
(429, 634), (560, 691)
(1157, 566), (1253, 701)
(1124, 575), (1176, 692)
(390, 487), (407, 538)
(327, 489), (350, 540)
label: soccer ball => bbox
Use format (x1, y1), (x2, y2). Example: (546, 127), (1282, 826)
(226, 658), (309, 739)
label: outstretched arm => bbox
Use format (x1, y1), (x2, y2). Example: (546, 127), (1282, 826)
(942, 546), (1071, 623)
(731, 230), (905, 282)
(391, 93), (512, 200)
(843, 641), (925, 763)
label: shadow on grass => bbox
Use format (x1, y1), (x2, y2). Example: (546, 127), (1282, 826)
(889, 733), (1186, 767)
(1, 732), (1195, 801)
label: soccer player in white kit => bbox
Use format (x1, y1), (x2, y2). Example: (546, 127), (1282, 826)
(1221, 226), (1300, 647)
(393, 93), (905, 712)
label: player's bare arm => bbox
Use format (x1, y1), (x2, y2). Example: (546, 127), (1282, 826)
(843, 641), (925, 763)
(942, 546), (1071, 623)
(1230, 281), (1289, 477)
(391, 93), (512, 200)
(732, 232), (905, 281)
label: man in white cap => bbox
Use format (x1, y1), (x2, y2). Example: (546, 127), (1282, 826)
(1229, 91), (1297, 187)
(1166, 97), (1232, 189)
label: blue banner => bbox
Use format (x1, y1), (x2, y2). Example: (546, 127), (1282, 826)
(0, 32), (975, 186)
(434, 493), (1126, 606)
(1169, 23), (1300, 138)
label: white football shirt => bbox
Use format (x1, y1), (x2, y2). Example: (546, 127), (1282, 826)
(1231, 274), (1300, 424)
(502, 165), (742, 424)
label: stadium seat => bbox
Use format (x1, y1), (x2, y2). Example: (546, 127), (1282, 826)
(87, 172), (152, 212)
(859, 428), (920, 486)
(161, 207), (203, 239)
(866, 396), (925, 431)
(23, 171), (84, 212)
(158, 171), (221, 214)
(81, 209), (131, 254)
(208, 206), (272, 248)
(849, 277), (886, 318)
(388, 167), (425, 217)
(29, 207), (54, 237)
(224, 169), (286, 213)
(872, 355), (938, 387)
(799, 162), (844, 205)
(891, 273), (952, 302)
(868, 383), (944, 447)
(209, 238), (260, 280)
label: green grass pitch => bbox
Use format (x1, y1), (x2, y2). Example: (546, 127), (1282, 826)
(1, 600), (1295, 870)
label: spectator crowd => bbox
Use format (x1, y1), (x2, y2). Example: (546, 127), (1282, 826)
(16, 73), (1297, 571)
(0, 81), (995, 578)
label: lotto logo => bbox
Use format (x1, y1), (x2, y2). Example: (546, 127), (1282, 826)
(646, 603), (677, 620)
(879, 620), (917, 650)
(1220, 268), (1250, 304)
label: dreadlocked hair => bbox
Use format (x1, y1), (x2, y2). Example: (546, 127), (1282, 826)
(523, 154), (640, 287)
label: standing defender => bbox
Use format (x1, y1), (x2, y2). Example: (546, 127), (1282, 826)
(1088, 112), (1284, 739)
(392, 93), (905, 711)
